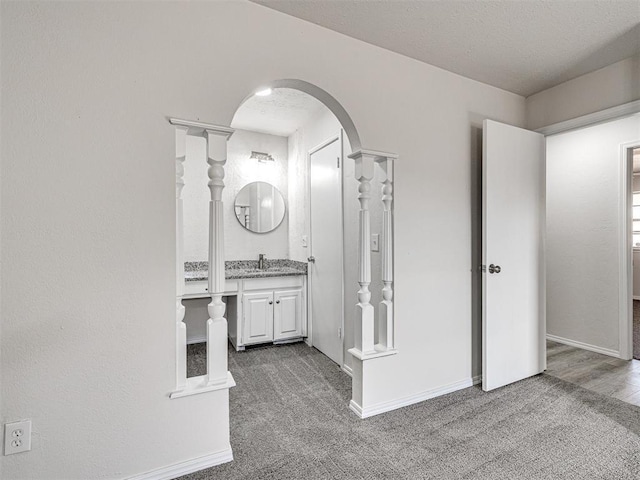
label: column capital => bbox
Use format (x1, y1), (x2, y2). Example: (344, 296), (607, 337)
(169, 117), (234, 139)
(204, 126), (235, 141)
(348, 149), (398, 163)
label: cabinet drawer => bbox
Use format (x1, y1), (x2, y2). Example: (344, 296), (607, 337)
(243, 275), (303, 291)
(184, 281), (208, 297)
(184, 280), (239, 298)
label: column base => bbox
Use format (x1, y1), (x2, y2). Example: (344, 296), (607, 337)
(348, 347), (398, 419)
(170, 371), (235, 399)
(348, 346), (398, 361)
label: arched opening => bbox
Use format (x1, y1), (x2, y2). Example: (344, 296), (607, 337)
(226, 86), (352, 369)
(235, 79), (362, 152)
(170, 79), (397, 420)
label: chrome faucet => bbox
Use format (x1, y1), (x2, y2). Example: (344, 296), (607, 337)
(258, 253), (266, 270)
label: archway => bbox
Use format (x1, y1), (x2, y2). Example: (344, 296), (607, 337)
(169, 79), (397, 419)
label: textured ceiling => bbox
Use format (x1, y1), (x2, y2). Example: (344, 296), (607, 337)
(252, 0), (640, 97)
(231, 88), (327, 136)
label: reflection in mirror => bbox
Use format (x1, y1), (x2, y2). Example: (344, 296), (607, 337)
(234, 181), (286, 233)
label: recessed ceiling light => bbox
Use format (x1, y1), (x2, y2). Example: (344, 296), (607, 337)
(255, 88), (272, 97)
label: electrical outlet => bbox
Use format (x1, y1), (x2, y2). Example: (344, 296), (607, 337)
(371, 233), (380, 252)
(4, 420), (31, 455)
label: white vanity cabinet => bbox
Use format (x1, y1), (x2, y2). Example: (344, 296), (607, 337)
(242, 288), (303, 344)
(183, 267), (307, 350)
(230, 275), (307, 350)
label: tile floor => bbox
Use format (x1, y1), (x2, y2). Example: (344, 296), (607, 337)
(546, 340), (640, 407)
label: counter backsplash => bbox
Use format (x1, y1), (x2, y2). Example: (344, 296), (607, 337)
(184, 259), (308, 281)
(184, 259), (307, 272)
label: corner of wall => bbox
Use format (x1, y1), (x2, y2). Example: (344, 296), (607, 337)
(525, 54), (640, 130)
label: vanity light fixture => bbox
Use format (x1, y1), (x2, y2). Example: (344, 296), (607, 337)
(250, 151), (275, 163)
(255, 88), (272, 97)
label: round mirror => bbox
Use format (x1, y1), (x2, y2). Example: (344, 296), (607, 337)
(234, 181), (286, 233)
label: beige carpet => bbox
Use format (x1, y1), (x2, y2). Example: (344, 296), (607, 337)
(182, 342), (640, 480)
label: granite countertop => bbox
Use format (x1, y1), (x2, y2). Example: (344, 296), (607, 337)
(184, 259), (308, 282)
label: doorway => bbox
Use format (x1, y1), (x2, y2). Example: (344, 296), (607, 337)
(540, 114), (640, 407)
(481, 114), (640, 395)
(226, 86), (353, 372)
(545, 114), (640, 362)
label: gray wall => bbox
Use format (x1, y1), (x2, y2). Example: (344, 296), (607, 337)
(526, 54), (640, 130)
(183, 129), (290, 262)
(1, 1), (525, 477)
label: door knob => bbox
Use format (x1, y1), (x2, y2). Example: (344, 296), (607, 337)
(488, 264), (501, 274)
(307, 256), (315, 263)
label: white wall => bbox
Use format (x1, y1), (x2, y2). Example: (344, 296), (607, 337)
(0, 1), (525, 478)
(183, 135), (209, 262)
(546, 114), (640, 353)
(287, 106), (386, 373)
(287, 108), (347, 264)
(183, 129), (290, 262)
(225, 130), (289, 260)
(526, 54), (640, 130)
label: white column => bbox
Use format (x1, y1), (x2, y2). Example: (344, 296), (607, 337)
(346, 149), (399, 418)
(376, 156), (396, 350)
(350, 151), (376, 356)
(205, 126), (234, 386)
(174, 125), (188, 391)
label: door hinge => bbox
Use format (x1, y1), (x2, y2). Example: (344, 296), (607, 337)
(338, 327), (342, 338)
(480, 265), (486, 273)
(337, 157), (340, 168)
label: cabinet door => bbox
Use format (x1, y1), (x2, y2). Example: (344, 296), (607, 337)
(273, 289), (302, 341)
(243, 291), (274, 344)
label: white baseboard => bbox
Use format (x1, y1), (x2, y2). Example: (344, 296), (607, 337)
(633, 295), (640, 301)
(127, 448), (233, 480)
(341, 364), (353, 377)
(547, 334), (620, 358)
(349, 376), (479, 419)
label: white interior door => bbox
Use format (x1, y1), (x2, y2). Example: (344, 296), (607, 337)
(483, 119), (546, 391)
(309, 136), (343, 365)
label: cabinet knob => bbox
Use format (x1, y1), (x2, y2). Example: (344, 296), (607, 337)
(269, 301), (273, 305)
(276, 300), (280, 304)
